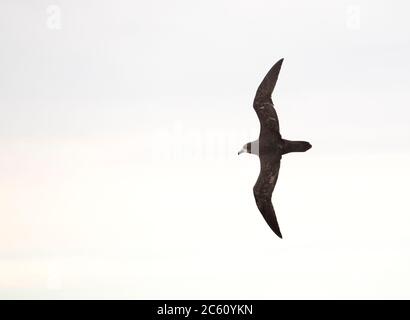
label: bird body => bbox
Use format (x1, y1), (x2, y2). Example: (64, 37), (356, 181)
(238, 59), (311, 238)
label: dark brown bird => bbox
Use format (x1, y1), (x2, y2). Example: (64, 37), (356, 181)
(238, 59), (311, 238)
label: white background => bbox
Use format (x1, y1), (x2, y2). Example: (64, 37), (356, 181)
(1, 0), (410, 298)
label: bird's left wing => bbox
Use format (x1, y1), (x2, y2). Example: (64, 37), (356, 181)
(253, 155), (282, 238)
(253, 59), (284, 134)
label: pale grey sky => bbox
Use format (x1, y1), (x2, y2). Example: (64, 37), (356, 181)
(1, 0), (410, 298)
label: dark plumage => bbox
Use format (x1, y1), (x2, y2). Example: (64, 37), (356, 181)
(238, 59), (311, 238)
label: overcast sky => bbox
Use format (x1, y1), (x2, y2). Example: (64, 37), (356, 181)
(1, 0), (410, 298)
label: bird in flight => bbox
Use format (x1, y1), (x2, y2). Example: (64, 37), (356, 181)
(238, 59), (311, 238)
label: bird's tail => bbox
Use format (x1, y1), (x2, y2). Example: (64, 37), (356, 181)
(282, 140), (312, 155)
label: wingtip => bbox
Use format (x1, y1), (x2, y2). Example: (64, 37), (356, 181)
(270, 226), (283, 239)
(253, 58), (285, 104)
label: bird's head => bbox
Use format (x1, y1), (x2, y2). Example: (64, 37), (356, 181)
(238, 143), (249, 155)
(238, 141), (258, 155)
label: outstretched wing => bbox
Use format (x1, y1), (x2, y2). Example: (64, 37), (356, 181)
(253, 155), (282, 238)
(253, 59), (284, 134)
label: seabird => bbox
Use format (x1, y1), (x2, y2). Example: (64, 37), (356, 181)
(238, 59), (311, 238)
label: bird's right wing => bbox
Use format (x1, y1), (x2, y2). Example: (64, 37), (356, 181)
(253, 155), (282, 238)
(253, 59), (284, 134)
